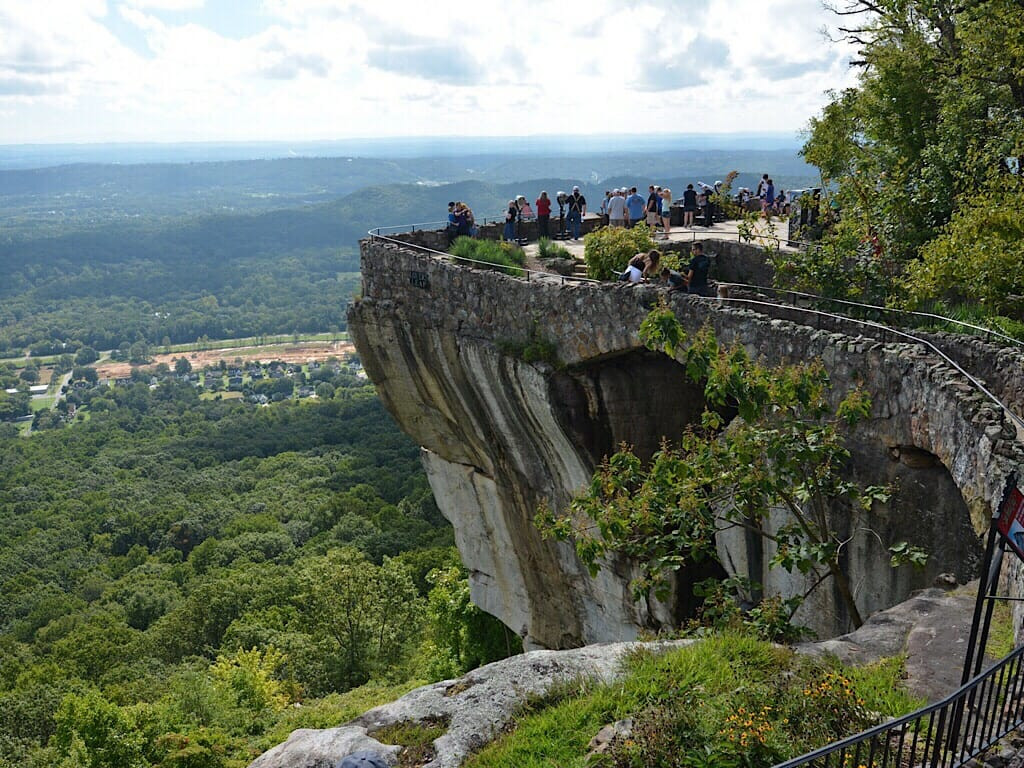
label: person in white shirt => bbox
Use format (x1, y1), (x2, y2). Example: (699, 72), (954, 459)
(607, 189), (628, 227)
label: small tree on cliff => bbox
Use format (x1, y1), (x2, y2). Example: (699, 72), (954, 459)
(537, 304), (926, 633)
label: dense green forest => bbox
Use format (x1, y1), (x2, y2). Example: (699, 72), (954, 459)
(0, 379), (516, 768)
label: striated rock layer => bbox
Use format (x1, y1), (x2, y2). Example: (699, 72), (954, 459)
(348, 236), (1024, 647)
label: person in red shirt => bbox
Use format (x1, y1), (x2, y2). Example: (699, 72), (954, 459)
(535, 191), (552, 238)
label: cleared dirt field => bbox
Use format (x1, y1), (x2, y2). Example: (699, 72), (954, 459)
(94, 340), (355, 379)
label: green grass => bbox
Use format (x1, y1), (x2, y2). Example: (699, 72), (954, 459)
(372, 718), (450, 768)
(0, 333), (348, 368)
(253, 680), (426, 755)
(986, 600), (1015, 659)
(464, 635), (923, 768)
(537, 238), (572, 261)
(450, 236), (526, 276)
(162, 332), (346, 355)
(29, 395), (56, 412)
(200, 391), (243, 401)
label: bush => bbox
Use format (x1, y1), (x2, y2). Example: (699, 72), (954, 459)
(464, 635), (922, 768)
(537, 238), (572, 261)
(449, 237), (525, 276)
(899, 176), (1024, 320)
(582, 224), (655, 280)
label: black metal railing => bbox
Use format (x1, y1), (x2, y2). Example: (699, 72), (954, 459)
(722, 283), (1024, 350)
(774, 643), (1024, 768)
(712, 295), (1024, 437)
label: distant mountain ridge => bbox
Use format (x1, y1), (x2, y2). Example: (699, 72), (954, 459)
(0, 134), (804, 169)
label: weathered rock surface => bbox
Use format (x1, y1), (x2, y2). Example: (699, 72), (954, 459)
(249, 640), (694, 768)
(349, 236), (1024, 645)
(798, 586), (979, 702)
(250, 586), (981, 768)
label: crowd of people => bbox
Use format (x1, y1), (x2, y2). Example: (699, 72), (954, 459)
(446, 172), (788, 247)
(441, 173), (779, 296)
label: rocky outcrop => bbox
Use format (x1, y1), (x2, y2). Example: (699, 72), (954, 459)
(250, 640), (693, 768)
(250, 586), (979, 768)
(348, 235), (1024, 647)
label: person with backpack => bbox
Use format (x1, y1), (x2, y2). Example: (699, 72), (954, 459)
(566, 186), (586, 240)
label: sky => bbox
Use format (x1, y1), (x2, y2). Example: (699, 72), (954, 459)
(0, 0), (860, 145)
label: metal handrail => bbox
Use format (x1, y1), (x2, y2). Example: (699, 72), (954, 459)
(773, 641), (1024, 767)
(714, 295), (1024, 437)
(724, 283), (1024, 350)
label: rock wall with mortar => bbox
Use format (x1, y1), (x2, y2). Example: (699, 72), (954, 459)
(348, 235), (1024, 646)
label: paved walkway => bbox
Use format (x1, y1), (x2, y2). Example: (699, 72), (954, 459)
(524, 217), (796, 260)
(523, 217), (795, 278)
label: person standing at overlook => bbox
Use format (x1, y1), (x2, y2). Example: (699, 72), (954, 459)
(503, 199), (518, 242)
(566, 186), (586, 240)
(535, 191), (551, 238)
(626, 186), (646, 228)
(659, 188), (673, 238)
(607, 189), (627, 227)
(646, 185), (660, 228)
(682, 184), (697, 228)
(599, 190), (611, 226)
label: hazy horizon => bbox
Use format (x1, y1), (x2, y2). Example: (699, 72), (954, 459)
(0, 133), (807, 170)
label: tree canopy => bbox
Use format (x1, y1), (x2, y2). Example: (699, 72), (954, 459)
(794, 0), (1024, 328)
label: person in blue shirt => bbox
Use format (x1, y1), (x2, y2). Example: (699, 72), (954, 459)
(625, 187), (646, 228)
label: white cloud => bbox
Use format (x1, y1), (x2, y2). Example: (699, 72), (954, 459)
(122, 0), (205, 9)
(0, 0), (861, 143)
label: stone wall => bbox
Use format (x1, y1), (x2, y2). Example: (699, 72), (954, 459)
(349, 237), (1024, 646)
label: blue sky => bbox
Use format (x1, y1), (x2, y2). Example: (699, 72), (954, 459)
(0, 0), (859, 144)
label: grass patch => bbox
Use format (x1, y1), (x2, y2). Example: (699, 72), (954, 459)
(253, 680), (425, 754)
(450, 236), (526, 276)
(537, 238), (573, 261)
(200, 391), (244, 401)
(987, 600), (1015, 659)
(372, 717), (450, 768)
(29, 396), (56, 412)
(464, 635), (922, 768)
(496, 324), (561, 368)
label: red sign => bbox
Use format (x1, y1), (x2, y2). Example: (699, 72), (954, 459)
(996, 486), (1024, 560)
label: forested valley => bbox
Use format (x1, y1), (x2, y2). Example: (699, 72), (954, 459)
(0, 378), (517, 768)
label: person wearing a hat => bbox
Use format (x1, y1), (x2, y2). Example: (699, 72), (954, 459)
(565, 185), (586, 240)
(336, 750), (390, 768)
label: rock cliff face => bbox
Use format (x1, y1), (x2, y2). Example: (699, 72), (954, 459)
(348, 236), (1024, 647)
